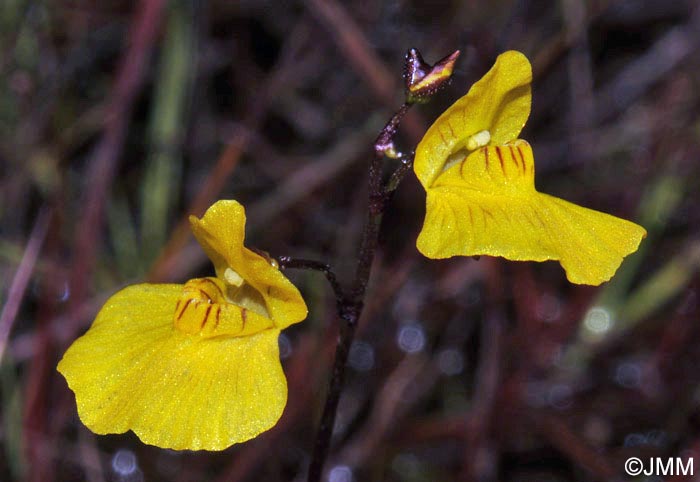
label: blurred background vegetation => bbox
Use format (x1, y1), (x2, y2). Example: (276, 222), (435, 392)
(1, 0), (699, 481)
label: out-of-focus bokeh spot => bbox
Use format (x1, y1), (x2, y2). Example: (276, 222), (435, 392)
(396, 322), (426, 354)
(348, 340), (375, 372)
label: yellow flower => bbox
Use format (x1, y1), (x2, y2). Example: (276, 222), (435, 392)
(57, 200), (307, 450)
(414, 51), (647, 285)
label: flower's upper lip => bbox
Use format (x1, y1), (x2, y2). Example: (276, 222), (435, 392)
(413, 50), (532, 189)
(188, 200), (308, 330)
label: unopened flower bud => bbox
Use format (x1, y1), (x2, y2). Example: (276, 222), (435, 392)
(404, 48), (460, 104)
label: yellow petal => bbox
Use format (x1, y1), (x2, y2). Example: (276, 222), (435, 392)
(57, 284), (287, 450)
(414, 50), (532, 188)
(417, 141), (647, 285)
(189, 200), (245, 278)
(189, 200), (307, 329)
(174, 277), (275, 337)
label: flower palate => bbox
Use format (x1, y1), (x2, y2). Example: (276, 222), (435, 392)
(57, 200), (307, 451)
(414, 51), (646, 285)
